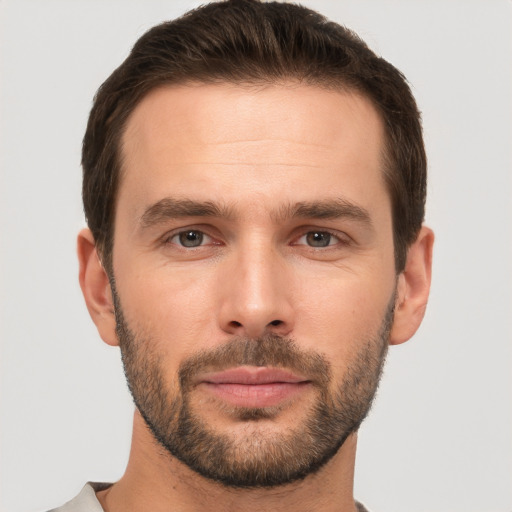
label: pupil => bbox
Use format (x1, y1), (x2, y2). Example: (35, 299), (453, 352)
(307, 232), (330, 247)
(180, 231), (203, 247)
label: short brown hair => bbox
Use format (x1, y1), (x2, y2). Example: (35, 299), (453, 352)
(82, 0), (426, 273)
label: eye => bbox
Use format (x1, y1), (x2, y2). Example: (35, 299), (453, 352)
(169, 230), (212, 248)
(296, 231), (341, 248)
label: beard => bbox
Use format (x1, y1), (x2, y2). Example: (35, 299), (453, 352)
(113, 284), (393, 489)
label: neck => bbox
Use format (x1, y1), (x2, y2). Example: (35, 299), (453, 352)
(97, 411), (359, 512)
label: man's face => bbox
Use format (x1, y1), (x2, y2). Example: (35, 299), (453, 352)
(112, 83), (397, 487)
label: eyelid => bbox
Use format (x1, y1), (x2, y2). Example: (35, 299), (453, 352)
(291, 228), (352, 247)
(158, 224), (352, 248)
(161, 226), (220, 247)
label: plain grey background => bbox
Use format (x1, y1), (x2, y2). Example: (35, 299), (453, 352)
(1, 1), (511, 511)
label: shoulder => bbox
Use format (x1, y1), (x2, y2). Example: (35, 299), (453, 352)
(46, 483), (111, 512)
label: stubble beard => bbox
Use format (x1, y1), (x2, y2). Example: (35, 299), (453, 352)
(113, 284), (393, 489)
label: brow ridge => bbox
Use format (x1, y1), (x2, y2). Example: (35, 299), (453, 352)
(140, 198), (237, 228)
(139, 197), (372, 229)
(274, 199), (372, 226)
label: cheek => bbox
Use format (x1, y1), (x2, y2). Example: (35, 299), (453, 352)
(116, 267), (220, 358)
(293, 270), (393, 362)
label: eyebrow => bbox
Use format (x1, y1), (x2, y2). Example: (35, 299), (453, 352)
(140, 198), (237, 228)
(139, 197), (372, 229)
(275, 199), (372, 226)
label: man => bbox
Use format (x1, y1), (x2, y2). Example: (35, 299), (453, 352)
(56, 0), (433, 510)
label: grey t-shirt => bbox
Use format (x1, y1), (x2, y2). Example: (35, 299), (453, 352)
(49, 482), (371, 511)
(48, 483), (110, 512)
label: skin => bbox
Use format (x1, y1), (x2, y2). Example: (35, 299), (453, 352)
(78, 83), (433, 512)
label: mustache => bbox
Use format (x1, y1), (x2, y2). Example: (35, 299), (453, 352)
(178, 334), (331, 390)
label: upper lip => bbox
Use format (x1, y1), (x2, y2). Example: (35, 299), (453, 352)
(198, 366), (309, 385)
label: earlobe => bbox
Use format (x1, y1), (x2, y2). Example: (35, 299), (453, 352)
(389, 226), (434, 345)
(77, 228), (119, 347)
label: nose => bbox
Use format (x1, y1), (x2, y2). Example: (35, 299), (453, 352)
(217, 241), (294, 339)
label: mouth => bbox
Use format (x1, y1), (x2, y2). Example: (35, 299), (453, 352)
(196, 366), (312, 408)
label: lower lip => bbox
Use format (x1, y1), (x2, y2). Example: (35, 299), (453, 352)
(200, 382), (311, 408)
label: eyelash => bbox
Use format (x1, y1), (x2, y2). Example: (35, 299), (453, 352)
(163, 227), (350, 250)
(164, 229), (216, 248)
(293, 230), (348, 249)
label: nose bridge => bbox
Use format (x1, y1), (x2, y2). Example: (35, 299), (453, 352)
(218, 234), (293, 338)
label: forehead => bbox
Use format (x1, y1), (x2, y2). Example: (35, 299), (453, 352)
(119, 82), (388, 220)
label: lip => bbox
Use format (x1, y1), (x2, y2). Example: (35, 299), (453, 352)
(201, 366), (308, 385)
(196, 366), (311, 408)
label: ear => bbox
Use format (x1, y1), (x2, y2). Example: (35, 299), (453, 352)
(390, 226), (434, 345)
(77, 228), (119, 346)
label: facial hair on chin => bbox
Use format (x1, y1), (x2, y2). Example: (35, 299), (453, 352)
(112, 281), (393, 489)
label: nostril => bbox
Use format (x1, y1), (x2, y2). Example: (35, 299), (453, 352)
(225, 319), (284, 334)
